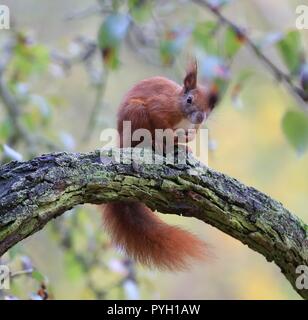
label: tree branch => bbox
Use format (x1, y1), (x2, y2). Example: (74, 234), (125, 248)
(0, 149), (307, 298)
(193, 0), (308, 110)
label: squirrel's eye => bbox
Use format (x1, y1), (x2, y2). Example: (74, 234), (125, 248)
(187, 96), (193, 104)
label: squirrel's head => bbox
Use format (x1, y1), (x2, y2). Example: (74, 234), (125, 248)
(180, 60), (218, 124)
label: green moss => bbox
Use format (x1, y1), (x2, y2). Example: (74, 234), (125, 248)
(122, 176), (140, 186)
(298, 217), (308, 236)
(161, 179), (183, 190)
(19, 218), (38, 236)
(0, 218), (23, 241)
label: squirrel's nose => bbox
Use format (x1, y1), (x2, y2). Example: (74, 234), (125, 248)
(193, 111), (206, 124)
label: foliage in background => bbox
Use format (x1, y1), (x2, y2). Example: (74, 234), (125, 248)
(0, 0), (307, 299)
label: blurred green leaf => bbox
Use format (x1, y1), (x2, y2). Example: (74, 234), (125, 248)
(98, 14), (130, 69)
(0, 120), (12, 141)
(224, 27), (242, 59)
(128, 0), (152, 22)
(64, 251), (85, 281)
(159, 29), (187, 65)
(98, 14), (130, 48)
(102, 47), (120, 70)
(32, 270), (45, 283)
(277, 30), (302, 74)
(282, 110), (308, 155)
(11, 43), (49, 79)
(31, 45), (50, 72)
(22, 112), (36, 130)
(193, 21), (218, 54)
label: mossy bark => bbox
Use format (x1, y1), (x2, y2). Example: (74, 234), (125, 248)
(0, 148), (307, 298)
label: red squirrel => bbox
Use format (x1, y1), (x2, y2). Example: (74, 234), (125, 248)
(103, 61), (217, 270)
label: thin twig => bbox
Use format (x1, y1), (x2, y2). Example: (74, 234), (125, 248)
(82, 72), (109, 143)
(193, 0), (308, 110)
(10, 269), (34, 279)
(50, 38), (97, 72)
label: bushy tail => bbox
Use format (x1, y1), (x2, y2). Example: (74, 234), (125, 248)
(102, 201), (207, 271)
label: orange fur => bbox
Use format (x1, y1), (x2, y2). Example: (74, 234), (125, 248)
(101, 61), (216, 270)
(103, 202), (207, 270)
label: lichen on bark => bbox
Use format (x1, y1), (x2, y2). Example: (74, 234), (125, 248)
(0, 148), (307, 298)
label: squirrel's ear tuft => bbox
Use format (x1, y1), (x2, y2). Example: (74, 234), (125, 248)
(208, 84), (219, 110)
(183, 59), (197, 93)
